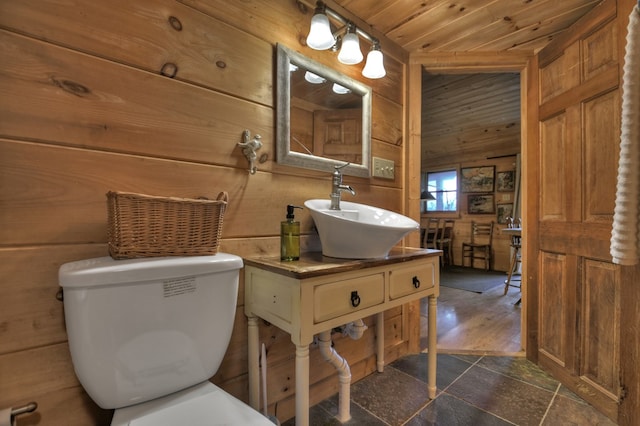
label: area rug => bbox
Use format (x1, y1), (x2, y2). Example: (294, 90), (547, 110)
(440, 266), (506, 293)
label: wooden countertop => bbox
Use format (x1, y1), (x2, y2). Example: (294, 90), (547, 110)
(243, 247), (441, 279)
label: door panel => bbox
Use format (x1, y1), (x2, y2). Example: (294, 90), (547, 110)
(583, 90), (620, 222)
(539, 114), (567, 221)
(538, 252), (569, 366)
(581, 259), (621, 400)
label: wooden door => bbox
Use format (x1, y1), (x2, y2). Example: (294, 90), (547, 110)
(529, 0), (640, 422)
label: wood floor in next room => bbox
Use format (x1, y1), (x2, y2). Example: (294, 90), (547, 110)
(421, 265), (523, 355)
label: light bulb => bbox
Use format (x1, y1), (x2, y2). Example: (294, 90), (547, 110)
(306, 12), (335, 50)
(362, 48), (386, 79)
(338, 31), (363, 65)
(304, 71), (326, 84)
(332, 83), (351, 94)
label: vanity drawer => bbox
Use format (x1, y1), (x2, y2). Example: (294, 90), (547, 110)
(389, 261), (436, 300)
(313, 273), (384, 323)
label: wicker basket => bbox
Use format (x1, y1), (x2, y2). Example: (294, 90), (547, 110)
(106, 191), (228, 259)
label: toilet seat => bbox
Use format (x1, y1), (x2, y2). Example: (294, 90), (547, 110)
(110, 381), (274, 426)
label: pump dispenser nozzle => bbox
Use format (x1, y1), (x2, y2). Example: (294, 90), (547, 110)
(286, 204), (303, 219)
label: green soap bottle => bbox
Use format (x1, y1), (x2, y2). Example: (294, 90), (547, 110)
(281, 205), (302, 261)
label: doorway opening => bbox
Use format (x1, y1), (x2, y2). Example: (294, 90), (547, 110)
(417, 70), (525, 355)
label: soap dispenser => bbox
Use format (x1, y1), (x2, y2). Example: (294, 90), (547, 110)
(281, 205), (303, 261)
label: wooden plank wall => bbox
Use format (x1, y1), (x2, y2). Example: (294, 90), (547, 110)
(0, 1), (409, 423)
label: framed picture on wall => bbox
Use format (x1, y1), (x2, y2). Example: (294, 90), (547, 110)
(496, 171), (515, 192)
(460, 166), (495, 192)
(468, 194), (495, 214)
(497, 203), (514, 224)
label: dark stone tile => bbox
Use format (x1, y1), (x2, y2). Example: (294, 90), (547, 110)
(281, 394), (387, 426)
(351, 366), (431, 425)
(391, 353), (475, 390)
(406, 393), (513, 426)
(316, 394), (387, 425)
(449, 354), (482, 364)
(556, 384), (586, 403)
(280, 404), (335, 426)
(542, 393), (618, 425)
(476, 356), (560, 392)
(446, 365), (554, 426)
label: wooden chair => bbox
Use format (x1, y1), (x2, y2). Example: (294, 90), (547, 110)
(504, 234), (522, 294)
(435, 219), (455, 266)
(462, 221), (494, 270)
(422, 218), (440, 249)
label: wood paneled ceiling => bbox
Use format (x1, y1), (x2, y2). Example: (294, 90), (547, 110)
(333, 0), (601, 53)
(421, 72), (521, 168)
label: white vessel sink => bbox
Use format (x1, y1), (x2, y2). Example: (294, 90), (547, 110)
(304, 199), (420, 259)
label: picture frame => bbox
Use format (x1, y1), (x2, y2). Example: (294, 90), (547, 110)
(496, 170), (515, 192)
(497, 203), (514, 224)
(468, 194), (495, 214)
(460, 166), (495, 193)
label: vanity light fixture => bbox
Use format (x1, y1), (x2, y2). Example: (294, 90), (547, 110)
(305, 0), (386, 79)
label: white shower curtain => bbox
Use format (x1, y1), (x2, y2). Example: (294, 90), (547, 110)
(611, 4), (640, 265)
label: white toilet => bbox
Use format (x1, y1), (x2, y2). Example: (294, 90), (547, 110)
(59, 253), (273, 425)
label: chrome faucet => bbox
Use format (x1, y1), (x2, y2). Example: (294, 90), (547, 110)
(330, 163), (356, 210)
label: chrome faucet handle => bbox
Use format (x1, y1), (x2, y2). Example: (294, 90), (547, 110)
(334, 162), (350, 171)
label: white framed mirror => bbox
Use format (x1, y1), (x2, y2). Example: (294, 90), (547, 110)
(276, 44), (371, 177)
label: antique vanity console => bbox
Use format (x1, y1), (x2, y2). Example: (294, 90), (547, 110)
(244, 248), (440, 425)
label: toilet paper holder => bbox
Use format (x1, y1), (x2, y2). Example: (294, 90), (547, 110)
(4, 402), (37, 422)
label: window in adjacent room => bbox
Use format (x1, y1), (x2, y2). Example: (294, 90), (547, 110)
(422, 170), (457, 212)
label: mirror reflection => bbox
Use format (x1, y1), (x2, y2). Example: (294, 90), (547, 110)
(276, 44), (371, 177)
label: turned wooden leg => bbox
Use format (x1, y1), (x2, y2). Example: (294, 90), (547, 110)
(427, 295), (437, 399)
(504, 248), (516, 294)
(247, 315), (260, 410)
(376, 312), (384, 372)
(295, 344), (310, 426)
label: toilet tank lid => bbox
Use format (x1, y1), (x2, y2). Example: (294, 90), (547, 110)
(59, 253), (243, 288)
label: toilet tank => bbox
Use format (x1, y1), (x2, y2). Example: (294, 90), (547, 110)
(59, 253), (243, 409)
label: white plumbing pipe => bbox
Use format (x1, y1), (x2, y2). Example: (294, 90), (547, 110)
(318, 331), (351, 423)
(342, 319), (367, 340)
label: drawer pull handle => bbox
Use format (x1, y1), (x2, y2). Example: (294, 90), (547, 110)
(350, 291), (361, 307)
(412, 276), (421, 289)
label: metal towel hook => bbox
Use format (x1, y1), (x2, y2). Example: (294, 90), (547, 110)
(237, 129), (263, 174)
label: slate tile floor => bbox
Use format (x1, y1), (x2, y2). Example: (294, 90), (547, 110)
(283, 353), (617, 425)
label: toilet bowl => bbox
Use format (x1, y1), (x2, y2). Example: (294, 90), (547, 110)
(59, 254), (273, 425)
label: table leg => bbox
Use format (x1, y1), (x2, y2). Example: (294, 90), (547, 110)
(427, 295), (437, 399)
(295, 344), (310, 426)
(247, 315), (260, 410)
(504, 246), (518, 294)
(376, 312), (385, 372)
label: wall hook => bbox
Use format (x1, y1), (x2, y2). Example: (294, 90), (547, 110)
(237, 129), (263, 174)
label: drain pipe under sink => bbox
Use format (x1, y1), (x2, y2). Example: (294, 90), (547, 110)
(341, 319), (367, 340)
(318, 330), (352, 423)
